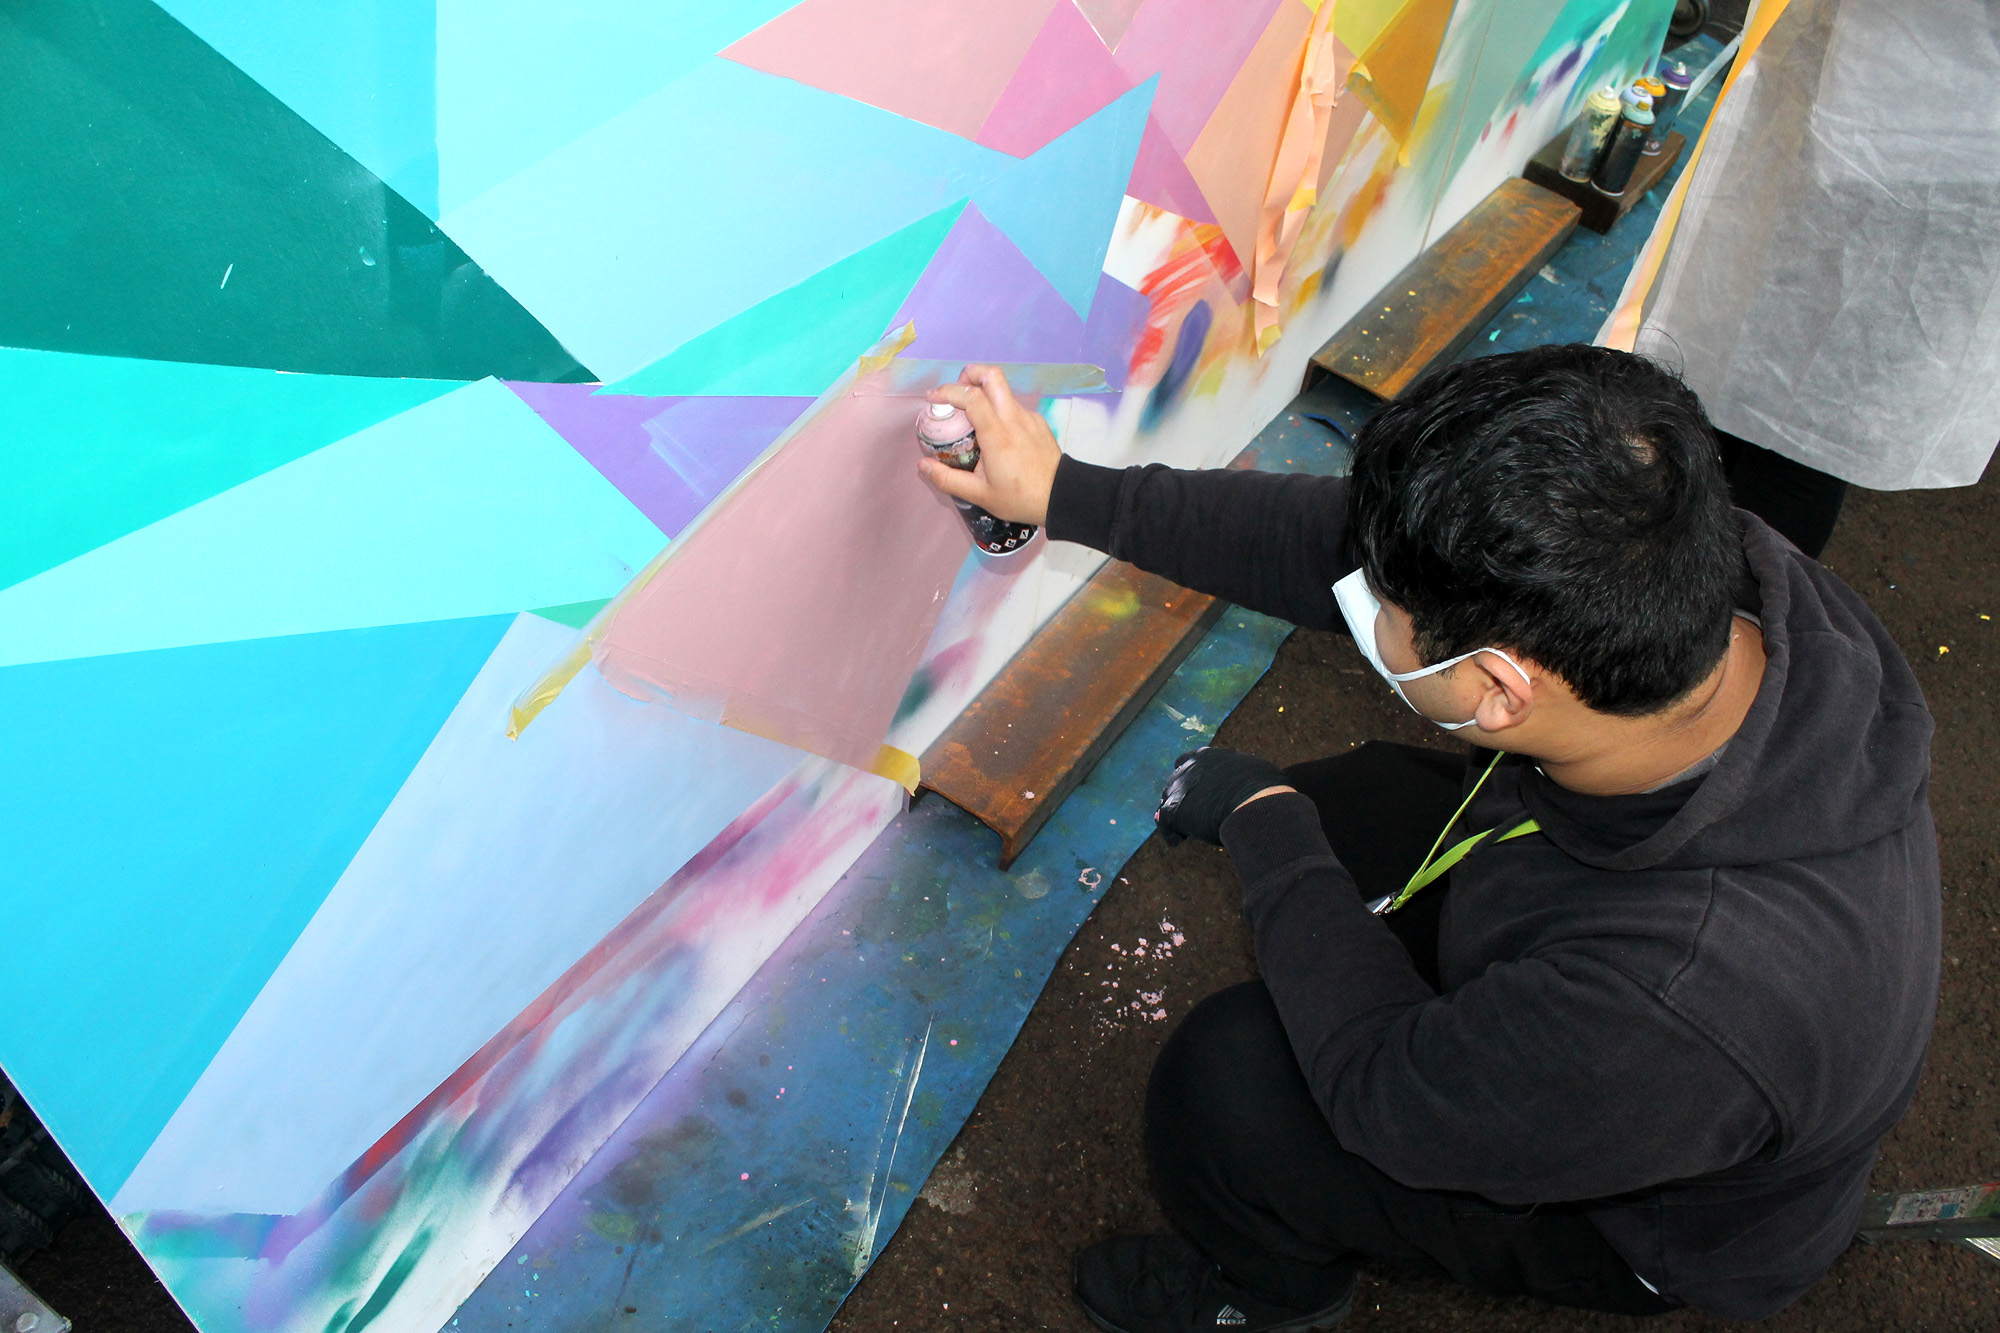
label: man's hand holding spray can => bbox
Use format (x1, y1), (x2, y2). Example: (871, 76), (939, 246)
(915, 365), (1066, 556)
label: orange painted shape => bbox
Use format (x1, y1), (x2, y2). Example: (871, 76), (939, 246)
(1347, 0), (1453, 152)
(1183, 0), (1316, 282)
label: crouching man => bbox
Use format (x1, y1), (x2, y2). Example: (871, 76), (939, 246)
(919, 346), (1940, 1332)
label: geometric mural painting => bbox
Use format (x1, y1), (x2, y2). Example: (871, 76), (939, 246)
(0, 0), (1670, 1329)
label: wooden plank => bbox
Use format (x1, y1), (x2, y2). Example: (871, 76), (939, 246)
(918, 561), (1223, 869)
(1523, 129), (1685, 234)
(1309, 176), (1580, 399)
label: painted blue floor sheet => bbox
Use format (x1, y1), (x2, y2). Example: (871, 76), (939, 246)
(446, 37), (1728, 1332)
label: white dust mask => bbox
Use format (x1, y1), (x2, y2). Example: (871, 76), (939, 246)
(1331, 569), (1531, 732)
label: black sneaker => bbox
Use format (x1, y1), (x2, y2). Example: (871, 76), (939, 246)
(1072, 1234), (1355, 1333)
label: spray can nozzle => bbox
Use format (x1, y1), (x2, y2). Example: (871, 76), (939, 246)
(926, 401), (958, 420)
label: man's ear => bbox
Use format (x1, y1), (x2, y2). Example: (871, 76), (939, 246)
(1470, 651), (1535, 733)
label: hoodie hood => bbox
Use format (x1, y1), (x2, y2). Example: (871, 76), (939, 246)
(1518, 512), (1933, 872)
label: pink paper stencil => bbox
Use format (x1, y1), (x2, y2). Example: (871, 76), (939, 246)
(592, 385), (971, 781)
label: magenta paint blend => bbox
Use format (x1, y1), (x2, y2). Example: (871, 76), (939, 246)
(916, 401), (1039, 555)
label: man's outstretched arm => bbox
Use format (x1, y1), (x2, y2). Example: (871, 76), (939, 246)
(920, 366), (1355, 632)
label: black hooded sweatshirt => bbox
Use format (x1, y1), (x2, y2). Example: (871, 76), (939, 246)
(1047, 457), (1940, 1320)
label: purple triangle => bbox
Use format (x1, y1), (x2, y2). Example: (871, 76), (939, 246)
(1081, 272), (1151, 391)
(892, 204), (1090, 367)
(506, 384), (812, 538)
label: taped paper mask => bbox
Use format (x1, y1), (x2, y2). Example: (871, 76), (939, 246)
(589, 367), (973, 790)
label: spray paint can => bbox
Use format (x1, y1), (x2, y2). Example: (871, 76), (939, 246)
(1591, 99), (1655, 196)
(1634, 76), (1669, 154)
(1559, 85), (1625, 183)
(916, 402), (1039, 556)
(1648, 59), (1692, 154)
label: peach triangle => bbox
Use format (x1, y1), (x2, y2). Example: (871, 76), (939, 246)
(724, 0), (1061, 141)
(1127, 116), (1217, 225)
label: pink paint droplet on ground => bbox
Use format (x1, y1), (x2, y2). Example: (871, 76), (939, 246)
(950, 1039), (958, 1045)
(740, 1173), (750, 1180)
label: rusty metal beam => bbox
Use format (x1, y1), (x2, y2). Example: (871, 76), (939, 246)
(1309, 177), (1581, 400)
(918, 562), (1222, 869)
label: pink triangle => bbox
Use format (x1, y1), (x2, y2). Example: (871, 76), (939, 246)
(1127, 114), (1218, 224)
(891, 205), (1088, 366)
(724, 0), (1061, 141)
(1113, 0), (1284, 155)
(1075, 0), (1149, 48)
(977, 1), (1134, 157)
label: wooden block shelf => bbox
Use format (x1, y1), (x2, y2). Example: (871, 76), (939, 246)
(1522, 129), (1686, 234)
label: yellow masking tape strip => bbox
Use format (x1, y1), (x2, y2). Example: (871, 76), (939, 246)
(870, 744), (923, 794)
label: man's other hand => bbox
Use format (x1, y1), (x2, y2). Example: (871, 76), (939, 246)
(1155, 747), (1297, 847)
(918, 365), (1063, 526)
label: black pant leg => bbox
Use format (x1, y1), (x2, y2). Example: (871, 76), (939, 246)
(1147, 983), (1680, 1317)
(1717, 428), (1848, 559)
(1281, 741), (1467, 990)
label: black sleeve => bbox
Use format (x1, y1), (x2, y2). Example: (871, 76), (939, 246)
(1044, 456), (1356, 632)
(1219, 795), (1777, 1203)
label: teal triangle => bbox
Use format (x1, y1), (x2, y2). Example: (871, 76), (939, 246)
(0, 0), (585, 380)
(0, 615), (513, 1196)
(605, 203), (966, 397)
(973, 78), (1157, 319)
(156, 0), (440, 218)
(0, 379), (667, 666)
(0, 347), (461, 593)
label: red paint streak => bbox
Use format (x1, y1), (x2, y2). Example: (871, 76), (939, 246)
(1132, 224), (1237, 384)
(257, 770), (815, 1263)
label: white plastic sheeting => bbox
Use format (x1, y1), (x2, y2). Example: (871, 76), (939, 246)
(1632, 0), (2000, 489)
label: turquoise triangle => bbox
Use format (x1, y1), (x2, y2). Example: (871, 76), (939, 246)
(973, 78), (1157, 319)
(0, 616), (511, 1195)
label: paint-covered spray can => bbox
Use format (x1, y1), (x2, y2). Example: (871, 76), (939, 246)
(1592, 99), (1655, 196)
(1559, 85), (1625, 182)
(1634, 76), (1669, 154)
(1648, 59), (1692, 155)
(916, 402), (1039, 556)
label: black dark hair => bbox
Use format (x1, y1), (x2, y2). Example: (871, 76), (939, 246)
(1348, 344), (1739, 716)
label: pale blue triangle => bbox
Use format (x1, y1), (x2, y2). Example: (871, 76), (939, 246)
(973, 78), (1158, 319)
(0, 379), (667, 667)
(435, 0), (801, 215)
(110, 613), (805, 1217)
(156, 0), (441, 218)
(436, 59), (1017, 384)
(0, 614), (513, 1195)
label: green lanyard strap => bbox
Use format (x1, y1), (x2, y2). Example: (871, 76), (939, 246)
(1377, 750), (1539, 915)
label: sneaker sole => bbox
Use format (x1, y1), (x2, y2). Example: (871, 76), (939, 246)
(1072, 1265), (1356, 1333)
